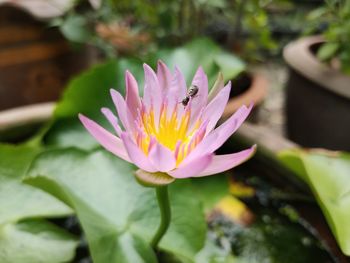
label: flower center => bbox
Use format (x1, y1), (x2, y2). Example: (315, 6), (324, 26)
(135, 102), (205, 165)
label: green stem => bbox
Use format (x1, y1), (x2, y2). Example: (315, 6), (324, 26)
(151, 185), (171, 249)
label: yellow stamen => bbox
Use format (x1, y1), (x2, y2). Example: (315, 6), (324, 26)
(136, 103), (205, 166)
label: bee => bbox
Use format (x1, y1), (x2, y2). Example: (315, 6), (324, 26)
(181, 85), (199, 107)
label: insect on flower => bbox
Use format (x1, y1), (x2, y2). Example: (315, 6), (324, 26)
(79, 61), (256, 180)
(181, 85), (199, 107)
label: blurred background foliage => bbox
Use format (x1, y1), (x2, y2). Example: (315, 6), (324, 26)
(306, 0), (350, 73)
(51, 0), (324, 62)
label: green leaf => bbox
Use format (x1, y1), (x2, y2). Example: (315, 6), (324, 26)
(27, 148), (207, 263)
(0, 144), (76, 263)
(154, 38), (245, 87)
(279, 149), (350, 256)
(53, 58), (144, 120)
(44, 59), (143, 149)
(317, 42), (339, 61)
(195, 236), (235, 263)
(60, 15), (92, 43)
(0, 144), (71, 224)
(0, 219), (78, 263)
(54, 60), (119, 119)
(191, 175), (230, 214)
(213, 53), (245, 82)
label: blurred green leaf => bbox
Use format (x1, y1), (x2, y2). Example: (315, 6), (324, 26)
(60, 15), (92, 43)
(191, 175), (229, 214)
(317, 42), (339, 61)
(279, 149), (350, 256)
(0, 219), (78, 263)
(0, 144), (76, 262)
(0, 144), (71, 224)
(45, 59), (143, 149)
(54, 60), (120, 119)
(153, 38), (245, 87)
(306, 0), (350, 74)
(27, 148), (207, 263)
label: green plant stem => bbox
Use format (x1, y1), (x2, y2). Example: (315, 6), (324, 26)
(151, 185), (171, 249)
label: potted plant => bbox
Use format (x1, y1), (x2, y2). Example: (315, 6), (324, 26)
(283, 0), (350, 151)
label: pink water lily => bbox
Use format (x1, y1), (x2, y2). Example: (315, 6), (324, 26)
(79, 61), (256, 179)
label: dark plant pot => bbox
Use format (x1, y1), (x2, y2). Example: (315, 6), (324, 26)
(0, 6), (98, 111)
(222, 72), (268, 123)
(283, 36), (350, 151)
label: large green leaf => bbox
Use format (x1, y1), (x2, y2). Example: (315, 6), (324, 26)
(53, 59), (143, 119)
(44, 58), (144, 149)
(0, 144), (76, 262)
(26, 148), (207, 263)
(0, 144), (71, 224)
(191, 175), (230, 214)
(0, 219), (78, 263)
(279, 149), (350, 256)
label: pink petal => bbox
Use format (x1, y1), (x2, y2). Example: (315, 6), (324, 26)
(168, 154), (213, 178)
(79, 114), (130, 162)
(148, 142), (176, 172)
(184, 103), (253, 162)
(172, 66), (187, 98)
(195, 145), (257, 177)
(166, 66), (187, 113)
(189, 67), (209, 125)
(101, 107), (122, 137)
(125, 71), (141, 119)
(143, 63), (162, 106)
(110, 89), (134, 132)
(208, 102), (253, 152)
(186, 119), (209, 153)
(202, 81), (231, 134)
(120, 132), (157, 173)
(157, 60), (172, 93)
(143, 64), (163, 124)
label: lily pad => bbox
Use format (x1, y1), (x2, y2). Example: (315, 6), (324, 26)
(0, 144), (71, 224)
(27, 148), (207, 263)
(0, 219), (78, 263)
(0, 144), (76, 262)
(279, 149), (350, 256)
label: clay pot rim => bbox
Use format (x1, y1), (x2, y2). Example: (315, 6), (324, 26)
(222, 72), (268, 119)
(283, 35), (350, 99)
(0, 102), (54, 132)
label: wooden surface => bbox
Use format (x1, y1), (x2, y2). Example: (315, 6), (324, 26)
(0, 6), (96, 111)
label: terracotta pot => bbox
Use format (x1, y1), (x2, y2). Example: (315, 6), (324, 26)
(0, 102), (54, 142)
(284, 36), (350, 151)
(0, 6), (98, 111)
(222, 72), (268, 122)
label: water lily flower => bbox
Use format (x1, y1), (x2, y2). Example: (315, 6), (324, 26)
(79, 61), (256, 180)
